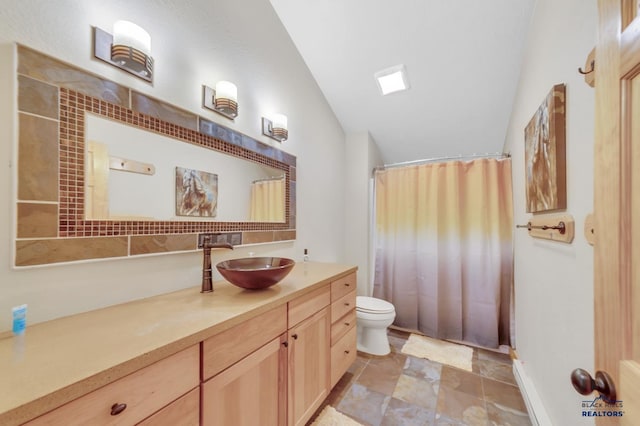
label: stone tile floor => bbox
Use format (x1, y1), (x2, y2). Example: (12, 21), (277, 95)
(309, 329), (531, 426)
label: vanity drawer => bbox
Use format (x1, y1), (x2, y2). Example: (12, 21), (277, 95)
(25, 345), (199, 426)
(202, 304), (287, 380)
(330, 325), (357, 388)
(288, 284), (330, 327)
(331, 273), (357, 302)
(331, 290), (356, 323)
(137, 387), (199, 426)
(331, 310), (356, 346)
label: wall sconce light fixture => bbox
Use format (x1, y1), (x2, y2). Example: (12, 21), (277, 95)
(93, 21), (153, 82)
(262, 113), (288, 142)
(202, 81), (238, 120)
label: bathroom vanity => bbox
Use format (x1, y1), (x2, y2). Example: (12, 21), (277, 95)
(0, 262), (357, 426)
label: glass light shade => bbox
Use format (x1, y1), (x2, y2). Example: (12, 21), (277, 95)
(112, 21), (151, 56)
(271, 113), (288, 131)
(215, 81), (238, 102)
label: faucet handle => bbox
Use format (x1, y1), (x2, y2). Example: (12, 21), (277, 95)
(198, 233), (234, 250)
(209, 242), (234, 250)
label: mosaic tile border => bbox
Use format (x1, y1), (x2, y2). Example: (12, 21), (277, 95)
(58, 88), (291, 237)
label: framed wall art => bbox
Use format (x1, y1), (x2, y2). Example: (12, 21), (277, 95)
(175, 167), (218, 217)
(524, 83), (567, 213)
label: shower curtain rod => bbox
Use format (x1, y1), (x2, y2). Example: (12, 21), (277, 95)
(373, 151), (510, 172)
(252, 175), (286, 184)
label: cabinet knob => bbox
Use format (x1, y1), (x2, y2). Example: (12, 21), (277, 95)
(282, 341), (288, 348)
(345, 283), (350, 287)
(344, 302), (350, 306)
(345, 322), (350, 326)
(344, 350), (350, 354)
(110, 403), (127, 416)
(292, 333), (298, 340)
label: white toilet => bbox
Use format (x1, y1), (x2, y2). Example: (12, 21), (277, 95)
(356, 296), (396, 356)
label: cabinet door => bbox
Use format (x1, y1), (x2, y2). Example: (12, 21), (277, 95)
(288, 306), (330, 426)
(202, 335), (287, 426)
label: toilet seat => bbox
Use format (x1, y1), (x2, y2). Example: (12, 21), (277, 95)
(356, 296), (395, 314)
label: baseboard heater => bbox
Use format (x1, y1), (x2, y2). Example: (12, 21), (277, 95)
(512, 359), (553, 426)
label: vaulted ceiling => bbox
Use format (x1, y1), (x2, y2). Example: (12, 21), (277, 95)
(270, 0), (536, 164)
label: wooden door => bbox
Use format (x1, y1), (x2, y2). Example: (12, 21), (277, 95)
(287, 306), (330, 426)
(595, 1), (640, 424)
(86, 140), (109, 219)
(202, 335), (287, 426)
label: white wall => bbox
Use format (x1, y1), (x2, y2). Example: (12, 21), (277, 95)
(0, 0), (346, 332)
(503, 0), (596, 424)
(344, 132), (383, 296)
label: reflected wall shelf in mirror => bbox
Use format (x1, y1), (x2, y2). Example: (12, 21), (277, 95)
(14, 45), (296, 267)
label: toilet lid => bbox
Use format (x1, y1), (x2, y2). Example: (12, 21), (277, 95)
(356, 296), (395, 314)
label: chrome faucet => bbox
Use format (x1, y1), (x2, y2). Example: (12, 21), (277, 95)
(201, 236), (234, 293)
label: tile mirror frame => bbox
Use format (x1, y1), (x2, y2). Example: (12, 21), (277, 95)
(14, 45), (296, 267)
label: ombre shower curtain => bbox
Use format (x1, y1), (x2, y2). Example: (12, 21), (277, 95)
(249, 178), (285, 222)
(373, 158), (513, 348)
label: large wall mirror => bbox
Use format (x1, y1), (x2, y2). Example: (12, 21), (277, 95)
(85, 114), (286, 223)
(15, 46), (295, 267)
(52, 87), (294, 239)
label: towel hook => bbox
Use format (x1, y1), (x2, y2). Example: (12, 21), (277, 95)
(578, 59), (595, 75)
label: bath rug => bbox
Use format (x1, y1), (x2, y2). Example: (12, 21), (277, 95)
(310, 405), (363, 426)
(401, 334), (473, 372)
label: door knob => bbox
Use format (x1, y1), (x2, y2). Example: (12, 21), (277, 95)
(570, 368), (617, 403)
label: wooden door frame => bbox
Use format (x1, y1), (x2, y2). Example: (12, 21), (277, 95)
(594, 0), (635, 424)
(594, 0), (625, 378)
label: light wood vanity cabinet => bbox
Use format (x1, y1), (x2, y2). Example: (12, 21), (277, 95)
(200, 276), (355, 426)
(14, 269), (358, 426)
(201, 305), (288, 426)
(24, 345), (200, 426)
(287, 287), (331, 426)
(203, 274), (358, 426)
(329, 273), (357, 388)
(200, 284), (336, 426)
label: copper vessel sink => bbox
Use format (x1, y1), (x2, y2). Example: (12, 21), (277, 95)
(216, 257), (295, 290)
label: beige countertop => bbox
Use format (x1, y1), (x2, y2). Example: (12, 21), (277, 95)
(0, 261), (356, 425)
